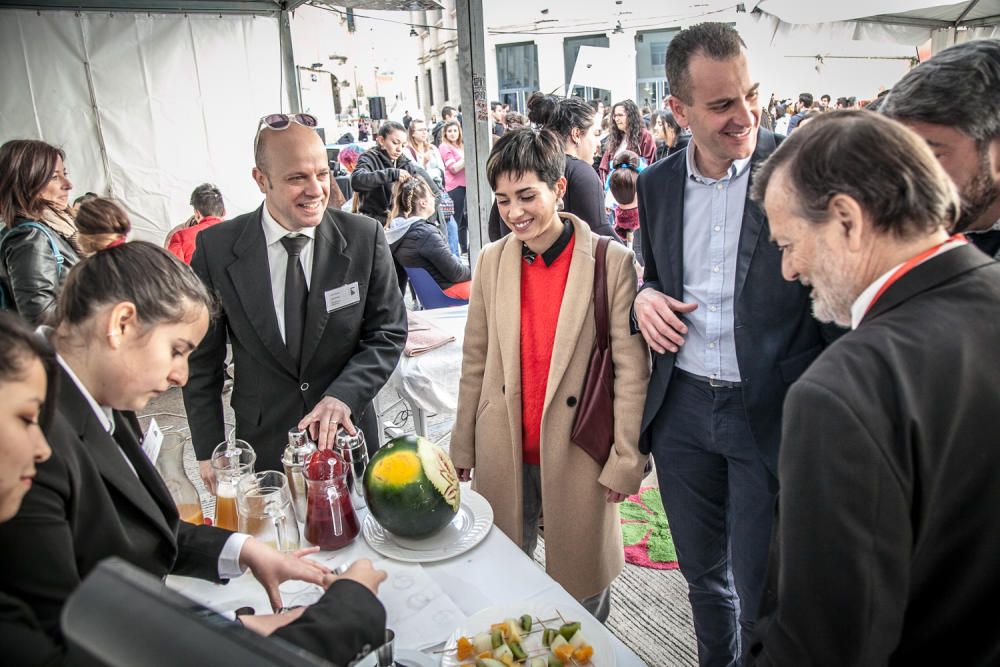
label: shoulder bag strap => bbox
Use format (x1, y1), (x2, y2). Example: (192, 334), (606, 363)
(593, 237), (611, 352)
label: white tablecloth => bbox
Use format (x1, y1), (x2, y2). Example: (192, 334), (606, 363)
(167, 507), (647, 666)
(389, 306), (468, 417)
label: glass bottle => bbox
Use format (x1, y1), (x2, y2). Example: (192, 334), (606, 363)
(154, 432), (204, 525)
(282, 428), (316, 522)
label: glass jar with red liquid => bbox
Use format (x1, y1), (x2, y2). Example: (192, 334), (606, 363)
(303, 449), (359, 550)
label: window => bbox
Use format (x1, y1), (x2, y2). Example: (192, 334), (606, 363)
(496, 42), (539, 112)
(426, 69), (434, 107)
(440, 62), (449, 103)
(415, 75), (421, 108)
(635, 29), (679, 109)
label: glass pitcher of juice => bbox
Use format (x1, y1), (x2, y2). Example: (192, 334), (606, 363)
(236, 471), (300, 552)
(154, 432), (204, 525)
(303, 449), (359, 550)
(211, 439), (256, 532)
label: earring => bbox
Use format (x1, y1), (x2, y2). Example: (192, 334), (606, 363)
(556, 198), (565, 211)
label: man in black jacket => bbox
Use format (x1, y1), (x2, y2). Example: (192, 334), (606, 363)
(747, 111), (1000, 666)
(183, 118), (407, 478)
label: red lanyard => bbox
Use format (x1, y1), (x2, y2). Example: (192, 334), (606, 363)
(864, 233), (966, 317)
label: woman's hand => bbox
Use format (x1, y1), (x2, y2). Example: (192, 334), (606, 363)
(238, 607), (306, 636)
(238, 540), (332, 611)
(325, 558), (387, 595)
(456, 467), (472, 482)
(397, 170), (412, 183)
(604, 487), (628, 503)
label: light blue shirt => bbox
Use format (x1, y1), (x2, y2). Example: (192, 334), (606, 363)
(675, 142), (751, 382)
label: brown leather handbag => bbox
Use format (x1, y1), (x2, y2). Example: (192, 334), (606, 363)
(570, 236), (615, 465)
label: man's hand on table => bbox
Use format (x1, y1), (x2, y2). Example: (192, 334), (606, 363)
(299, 396), (356, 451)
(238, 539), (332, 611)
(198, 460), (217, 495)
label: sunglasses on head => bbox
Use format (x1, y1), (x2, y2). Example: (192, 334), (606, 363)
(254, 113), (319, 153)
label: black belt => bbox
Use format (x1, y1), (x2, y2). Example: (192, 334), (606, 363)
(674, 368), (741, 389)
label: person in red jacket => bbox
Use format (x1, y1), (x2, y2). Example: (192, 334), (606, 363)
(166, 183), (226, 264)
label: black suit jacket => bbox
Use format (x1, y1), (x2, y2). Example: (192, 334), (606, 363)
(183, 206), (407, 471)
(636, 129), (834, 469)
(748, 245), (1000, 666)
(0, 366), (231, 641)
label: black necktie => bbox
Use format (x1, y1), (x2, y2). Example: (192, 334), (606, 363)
(280, 234), (309, 363)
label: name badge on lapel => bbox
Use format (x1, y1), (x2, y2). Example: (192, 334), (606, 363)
(325, 282), (361, 313)
(141, 418), (164, 464)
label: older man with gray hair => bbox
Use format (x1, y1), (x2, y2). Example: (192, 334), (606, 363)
(745, 110), (1000, 665)
(882, 39), (1000, 258)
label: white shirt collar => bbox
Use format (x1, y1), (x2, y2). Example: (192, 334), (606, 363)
(260, 203), (317, 247)
(57, 353), (115, 435)
(849, 239), (966, 329)
(685, 139), (752, 184)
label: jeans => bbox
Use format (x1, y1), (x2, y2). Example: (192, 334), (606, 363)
(448, 186), (468, 253)
(649, 371), (777, 667)
(446, 217), (460, 256)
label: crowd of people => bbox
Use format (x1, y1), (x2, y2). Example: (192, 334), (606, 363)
(0, 19), (999, 667)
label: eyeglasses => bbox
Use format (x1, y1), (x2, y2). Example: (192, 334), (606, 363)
(253, 113), (319, 153)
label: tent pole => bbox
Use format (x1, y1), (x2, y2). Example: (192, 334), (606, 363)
(456, 0), (489, 266)
(279, 9), (302, 112)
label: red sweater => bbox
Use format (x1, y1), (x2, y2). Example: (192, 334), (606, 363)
(520, 234), (576, 465)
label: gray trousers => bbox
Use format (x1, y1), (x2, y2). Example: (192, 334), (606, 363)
(522, 464), (612, 623)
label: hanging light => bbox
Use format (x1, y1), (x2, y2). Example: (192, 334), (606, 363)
(612, 20), (624, 34)
(410, 25), (418, 37)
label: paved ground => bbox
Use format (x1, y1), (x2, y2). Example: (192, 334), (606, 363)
(142, 383), (698, 666)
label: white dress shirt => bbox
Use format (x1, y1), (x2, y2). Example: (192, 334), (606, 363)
(260, 204), (316, 344)
(849, 239), (967, 329)
(57, 354), (249, 579)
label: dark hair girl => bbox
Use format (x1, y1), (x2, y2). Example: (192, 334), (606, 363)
(598, 100), (656, 180)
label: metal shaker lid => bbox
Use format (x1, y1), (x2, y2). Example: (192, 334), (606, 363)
(281, 428), (316, 466)
(334, 428), (366, 450)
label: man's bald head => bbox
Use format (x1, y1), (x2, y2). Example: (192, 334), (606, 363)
(254, 121), (325, 178)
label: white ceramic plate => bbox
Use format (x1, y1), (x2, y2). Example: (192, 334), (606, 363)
(352, 648), (439, 667)
(440, 601), (614, 667)
(362, 487), (493, 563)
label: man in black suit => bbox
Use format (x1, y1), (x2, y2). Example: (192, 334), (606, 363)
(882, 39), (1000, 259)
(634, 23), (833, 667)
(183, 116), (407, 481)
(746, 110), (1000, 666)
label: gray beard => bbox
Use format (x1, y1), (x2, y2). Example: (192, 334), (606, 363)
(954, 148), (1000, 233)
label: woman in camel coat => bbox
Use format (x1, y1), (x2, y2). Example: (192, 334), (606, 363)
(451, 128), (649, 620)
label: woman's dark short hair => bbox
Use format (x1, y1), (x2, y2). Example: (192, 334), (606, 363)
(0, 140), (66, 226)
(189, 183), (225, 218)
(751, 110), (959, 239)
(666, 23), (746, 104)
(53, 241), (216, 331)
(486, 128), (565, 191)
(75, 197), (131, 237)
(378, 121), (406, 139)
(0, 311), (59, 432)
(526, 92), (595, 141)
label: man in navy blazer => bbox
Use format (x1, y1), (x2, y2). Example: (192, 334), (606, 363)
(183, 119), (406, 481)
(633, 23), (835, 667)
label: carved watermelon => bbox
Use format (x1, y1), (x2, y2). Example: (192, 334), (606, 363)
(362, 435), (461, 538)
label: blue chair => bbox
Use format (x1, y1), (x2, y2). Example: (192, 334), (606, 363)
(404, 267), (468, 309)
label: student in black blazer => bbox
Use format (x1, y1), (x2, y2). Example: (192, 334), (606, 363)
(0, 243), (369, 658)
(0, 313), (59, 667)
(183, 118), (407, 484)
